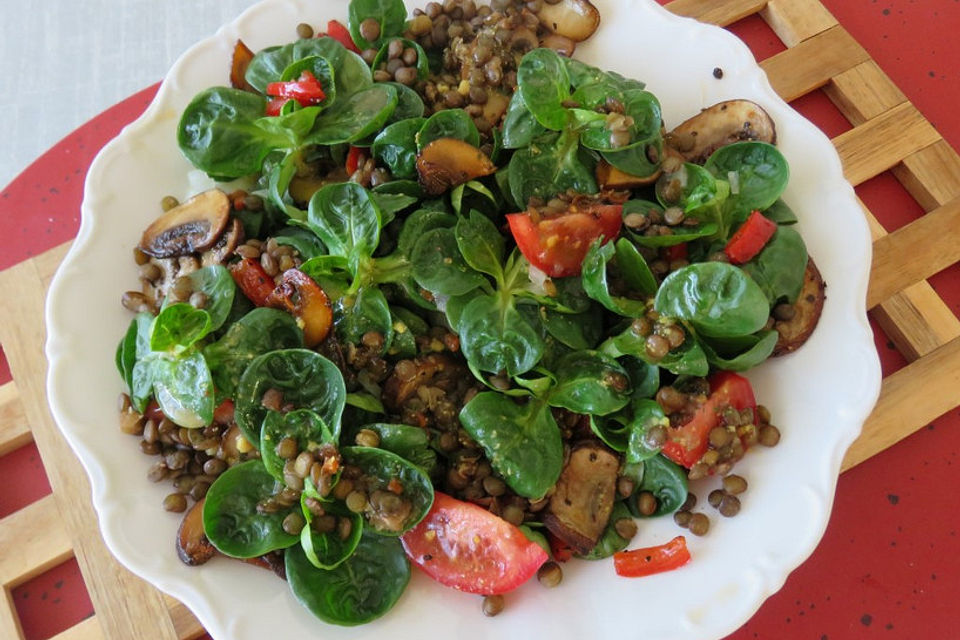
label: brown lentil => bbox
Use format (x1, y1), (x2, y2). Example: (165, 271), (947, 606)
(636, 491), (658, 516)
(502, 503), (524, 526)
(673, 510), (692, 528)
(688, 512), (710, 536)
(163, 493), (187, 513)
(645, 334), (670, 360)
(708, 489), (725, 508)
(346, 490), (368, 513)
(276, 437), (298, 460)
(537, 561), (563, 588)
(722, 474), (748, 495)
(359, 17), (381, 42)
(482, 594), (505, 617)
(614, 517), (638, 540)
(296, 22), (314, 39)
(355, 428), (381, 448)
(758, 424), (781, 447)
(161, 195), (180, 211)
(718, 494), (741, 517)
(617, 476), (636, 498)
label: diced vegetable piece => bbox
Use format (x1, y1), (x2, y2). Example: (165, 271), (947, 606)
(724, 210), (777, 264)
(613, 535), (690, 577)
(416, 138), (496, 195)
(772, 257), (825, 356)
(665, 100), (776, 165)
(139, 189), (230, 258)
(536, 0), (601, 42)
(229, 39), (256, 92)
(264, 269), (333, 347)
(229, 258), (275, 307)
(177, 497), (216, 566)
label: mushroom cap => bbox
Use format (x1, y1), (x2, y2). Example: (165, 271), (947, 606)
(139, 189), (231, 258)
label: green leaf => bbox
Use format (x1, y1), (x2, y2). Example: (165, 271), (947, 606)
(578, 502), (633, 560)
(626, 455), (688, 518)
(334, 286), (395, 351)
(655, 262), (770, 338)
(371, 117), (426, 180)
(260, 409), (335, 482)
(699, 330), (779, 371)
(517, 48), (571, 131)
(411, 227), (488, 296)
(547, 350), (631, 415)
(581, 240), (647, 317)
(459, 393), (563, 499)
(151, 351), (215, 428)
(614, 238), (658, 296)
(501, 90), (547, 149)
(348, 0), (408, 50)
(307, 84), (398, 145)
(459, 294), (544, 376)
(150, 303), (212, 353)
(350, 423), (437, 474)
(625, 399), (668, 464)
(160, 265), (235, 332)
(300, 498), (364, 570)
(507, 130), (597, 208)
(417, 109), (480, 150)
(340, 446), (434, 535)
(705, 141), (789, 223)
(455, 210), (505, 280)
(202, 460), (299, 557)
(740, 225), (808, 304)
(307, 182), (382, 264)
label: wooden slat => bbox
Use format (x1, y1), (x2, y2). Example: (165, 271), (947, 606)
(51, 616), (103, 640)
(843, 335), (960, 470)
(872, 283), (960, 361)
(35, 243), (70, 288)
(868, 197), (960, 308)
(760, 25), (869, 101)
(0, 588), (25, 640)
(893, 140), (960, 212)
(0, 260), (181, 640)
(0, 381), (31, 456)
(663, 0), (767, 27)
(824, 60), (907, 126)
(165, 597), (205, 640)
(833, 102), (942, 186)
(760, 0), (837, 47)
(0, 495), (73, 587)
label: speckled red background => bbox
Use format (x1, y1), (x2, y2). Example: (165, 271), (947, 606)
(1, 1), (959, 638)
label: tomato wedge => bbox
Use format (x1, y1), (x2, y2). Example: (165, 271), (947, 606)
(506, 203), (622, 278)
(661, 371), (756, 468)
(614, 536), (691, 577)
(724, 210), (777, 264)
(229, 258), (275, 307)
(400, 492), (548, 594)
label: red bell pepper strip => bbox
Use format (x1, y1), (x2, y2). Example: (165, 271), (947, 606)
(660, 371), (757, 468)
(229, 258), (276, 307)
(664, 242), (688, 262)
(324, 19), (360, 53)
(724, 210), (777, 264)
(614, 536), (691, 577)
(265, 70), (326, 108)
(345, 146), (364, 175)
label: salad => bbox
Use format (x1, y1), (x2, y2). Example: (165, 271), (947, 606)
(115, 0), (825, 627)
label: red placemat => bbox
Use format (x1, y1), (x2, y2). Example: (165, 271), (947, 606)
(1, 1), (958, 638)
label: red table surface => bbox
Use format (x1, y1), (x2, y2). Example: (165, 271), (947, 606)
(1, 1), (959, 638)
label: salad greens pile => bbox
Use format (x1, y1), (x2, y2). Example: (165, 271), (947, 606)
(116, 0), (816, 627)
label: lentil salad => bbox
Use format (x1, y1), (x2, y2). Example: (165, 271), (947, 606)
(115, 0), (824, 626)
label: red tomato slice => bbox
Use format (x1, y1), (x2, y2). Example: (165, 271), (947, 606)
(400, 492), (548, 594)
(661, 371), (757, 468)
(506, 204), (622, 278)
(724, 210), (777, 264)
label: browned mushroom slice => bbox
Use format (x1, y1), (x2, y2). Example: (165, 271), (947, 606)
(665, 100), (777, 165)
(382, 353), (464, 411)
(772, 258), (826, 356)
(243, 550), (287, 579)
(537, 0), (601, 43)
(481, 90), (511, 128)
(416, 138), (496, 196)
(539, 33), (576, 57)
(230, 39), (256, 93)
(177, 497), (216, 566)
(201, 217), (244, 267)
(596, 159), (662, 189)
(543, 441), (620, 554)
(139, 189), (231, 258)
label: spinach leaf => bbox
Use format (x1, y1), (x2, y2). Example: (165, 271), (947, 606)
(307, 84), (398, 145)
(625, 399), (668, 464)
(622, 355), (659, 400)
(397, 208), (457, 256)
(275, 226), (326, 259)
(150, 303), (211, 353)
(260, 409), (334, 481)
(300, 498), (364, 570)
(335, 286), (395, 349)
(599, 322), (710, 377)
(654, 262), (770, 338)
(762, 198), (798, 225)
(386, 82), (426, 121)
(615, 238), (658, 296)
(341, 446), (434, 535)
(507, 129), (596, 208)
(705, 141), (789, 223)
(347, 423), (437, 474)
(581, 240), (647, 317)
(455, 209), (505, 279)
(627, 454), (688, 518)
(307, 182), (382, 263)
(622, 200), (719, 247)
(286, 532), (410, 626)
(177, 88), (278, 179)
(245, 37), (369, 96)
(348, 0), (408, 50)
(203, 308), (303, 397)
(417, 109), (480, 150)
(459, 294), (544, 376)
(740, 225), (808, 304)
(547, 350), (631, 415)
(117, 313), (152, 404)
(656, 163), (731, 238)
(459, 393), (563, 499)
(502, 90), (547, 149)
(372, 117), (426, 179)
(234, 349), (346, 448)
(517, 48), (571, 131)
(151, 351), (215, 428)
(164, 265), (235, 331)
(411, 227), (488, 296)
(699, 330), (778, 371)
(202, 460), (299, 557)
(539, 306), (602, 350)
(588, 414), (630, 452)
(450, 180), (498, 217)
(598, 91), (663, 177)
(578, 502), (633, 560)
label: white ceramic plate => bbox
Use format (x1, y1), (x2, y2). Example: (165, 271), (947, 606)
(46, 1), (881, 638)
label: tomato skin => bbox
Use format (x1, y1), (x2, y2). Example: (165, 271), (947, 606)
(324, 19), (360, 53)
(506, 204), (623, 278)
(265, 70), (327, 107)
(661, 371), (757, 468)
(724, 210), (777, 264)
(614, 536), (691, 577)
(229, 258), (276, 306)
(400, 492), (548, 594)
(345, 145), (364, 175)
(265, 97), (289, 116)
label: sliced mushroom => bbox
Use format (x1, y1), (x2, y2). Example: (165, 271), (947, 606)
(201, 217), (244, 267)
(177, 497), (216, 566)
(230, 39), (256, 93)
(665, 100), (777, 165)
(772, 257), (825, 356)
(543, 441), (620, 554)
(416, 138), (497, 196)
(382, 353), (463, 411)
(139, 189), (231, 258)
(596, 159), (662, 189)
(481, 90), (511, 128)
(242, 550), (287, 579)
(539, 33), (576, 57)
(537, 0), (601, 43)
(265, 269), (334, 348)
(149, 257), (180, 302)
